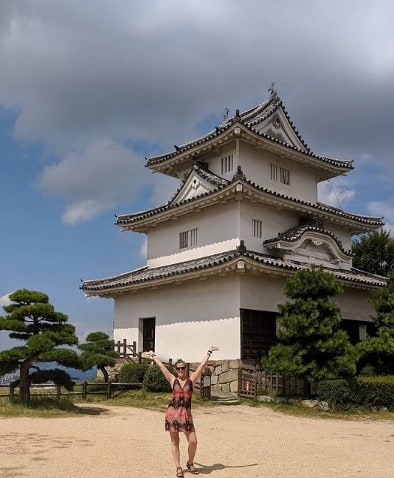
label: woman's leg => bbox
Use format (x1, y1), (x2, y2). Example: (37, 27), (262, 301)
(185, 431), (198, 465)
(169, 431), (181, 470)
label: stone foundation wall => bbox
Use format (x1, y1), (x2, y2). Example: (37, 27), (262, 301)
(101, 358), (246, 395)
(190, 359), (243, 394)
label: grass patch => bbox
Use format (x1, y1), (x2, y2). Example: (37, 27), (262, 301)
(0, 396), (84, 417)
(244, 398), (394, 421)
(0, 390), (392, 421)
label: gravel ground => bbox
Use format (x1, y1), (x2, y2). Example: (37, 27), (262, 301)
(0, 404), (393, 478)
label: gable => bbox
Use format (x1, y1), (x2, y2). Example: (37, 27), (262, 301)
(249, 107), (308, 152)
(264, 225), (353, 270)
(170, 169), (219, 205)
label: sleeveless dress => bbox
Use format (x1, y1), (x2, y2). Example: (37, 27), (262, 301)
(165, 377), (195, 432)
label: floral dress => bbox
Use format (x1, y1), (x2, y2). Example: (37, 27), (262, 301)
(165, 377), (195, 432)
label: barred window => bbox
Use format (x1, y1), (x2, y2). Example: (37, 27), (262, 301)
(270, 164), (278, 181)
(271, 163), (290, 185)
(280, 167), (290, 185)
(359, 323), (367, 341)
(221, 154), (234, 174)
(252, 219), (262, 238)
(179, 228), (198, 249)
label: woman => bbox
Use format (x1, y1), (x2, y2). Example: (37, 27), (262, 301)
(147, 346), (219, 477)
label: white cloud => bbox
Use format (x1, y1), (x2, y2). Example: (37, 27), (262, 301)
(0, 293), (12, 307)
(318, 179), (355, 208)
(35, 138), (153, 224)
(0, 1), (393, 225)
(367, 200), (394, 236)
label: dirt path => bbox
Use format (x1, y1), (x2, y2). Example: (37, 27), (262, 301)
(0, 404), (393, 478)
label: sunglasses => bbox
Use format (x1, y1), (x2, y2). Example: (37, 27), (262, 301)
(176, 366), (186, 371)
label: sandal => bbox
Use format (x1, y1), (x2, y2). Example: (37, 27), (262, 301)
(186, 462), (199, 474)
(176, 467), (184, 478)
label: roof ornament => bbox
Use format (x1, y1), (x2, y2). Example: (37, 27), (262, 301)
(233, 164), (245, 180)
(268, 82), (277, 98)
(237, 240), (247, 254)
(223, 107), (230, 121)
(235, 109), (241, 120)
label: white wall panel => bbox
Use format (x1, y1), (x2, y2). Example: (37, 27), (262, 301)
(114, 276), (241, 361)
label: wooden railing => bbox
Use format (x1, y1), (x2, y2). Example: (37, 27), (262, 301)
(238, 369), (306, 398)
(114, 339), (142, 362)
(0, 381), (143, 400)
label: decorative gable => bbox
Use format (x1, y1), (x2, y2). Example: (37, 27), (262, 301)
(253, 109), (307, 151)
(237, 90), (308, 151)
(264, 216), (353, 270)
(170, 164), (228, 205)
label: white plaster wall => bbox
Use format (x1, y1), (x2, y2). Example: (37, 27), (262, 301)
(324, 222), (353, 252)
(240, 274), (285, 311)
(147, 202), (239, 266)
(337, 286), (375, 322)
(239, 201), (297, 252)
(238, 143), (318, 203)
(114, 275), (241, 361)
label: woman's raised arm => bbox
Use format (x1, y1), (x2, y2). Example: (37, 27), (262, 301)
(190, 346), (219, 383)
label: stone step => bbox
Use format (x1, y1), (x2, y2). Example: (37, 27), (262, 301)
(210, 392), (241, 405)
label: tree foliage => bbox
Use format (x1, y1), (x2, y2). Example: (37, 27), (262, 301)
(78, 331), (117, 383)
(0, 289), (81, 402)
(352, 230), (394, 276)
(262, 267), (356, 384)
(356, 272), (394, 374)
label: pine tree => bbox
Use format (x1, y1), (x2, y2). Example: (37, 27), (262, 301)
(356, 272), (394, 374)
(262, 267), (356, 385)
(0, 289), (81, 403)
(352, 230), (394, 276)
(78, 331), (117, 383)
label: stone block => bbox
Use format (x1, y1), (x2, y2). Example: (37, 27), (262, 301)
(301, 399), (319, 409)
(229, 359), (241, 369)
(275, 397), (287, 404)
(229, 381), (239, 393)
(319, 401), (329, 411)
(258, 395), (274, 402)
(220, 369), (239, 383)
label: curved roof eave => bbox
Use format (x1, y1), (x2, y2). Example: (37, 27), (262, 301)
(115, 178), (383, 232)
(146, 120), (353, 176)
(80, 248), (387, 298)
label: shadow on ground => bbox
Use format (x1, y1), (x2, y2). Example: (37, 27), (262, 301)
(193, 462), (259, 475)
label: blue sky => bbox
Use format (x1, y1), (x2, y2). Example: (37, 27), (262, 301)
(1, 0), (394, 350)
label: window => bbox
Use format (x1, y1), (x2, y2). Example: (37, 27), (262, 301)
(179, 228), (198, 249)
(271, 164), (290, 185)
(252, 219), (262, 238)
(221, 154), (234, 174)
(341, 320), (375, 345)
(359, 323), (367, 341)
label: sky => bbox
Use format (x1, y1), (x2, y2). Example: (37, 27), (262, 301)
(1, 0), (394, 350)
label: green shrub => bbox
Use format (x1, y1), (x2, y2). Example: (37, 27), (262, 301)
(317, 376), (394, 409)
(118, 363), (150, 383)
(143, 365), (172, 393)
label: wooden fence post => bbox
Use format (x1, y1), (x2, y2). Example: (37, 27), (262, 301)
(107, 380), (112, 399)
(56, 384), (61, 401)
(82, 381), (87, 400)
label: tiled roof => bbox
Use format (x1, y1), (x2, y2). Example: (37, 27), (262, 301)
(115, 175), (383, 228)
(146, 96), (353, 171)
(81, 245), (387, 295)
(264, 224), (353, 256)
